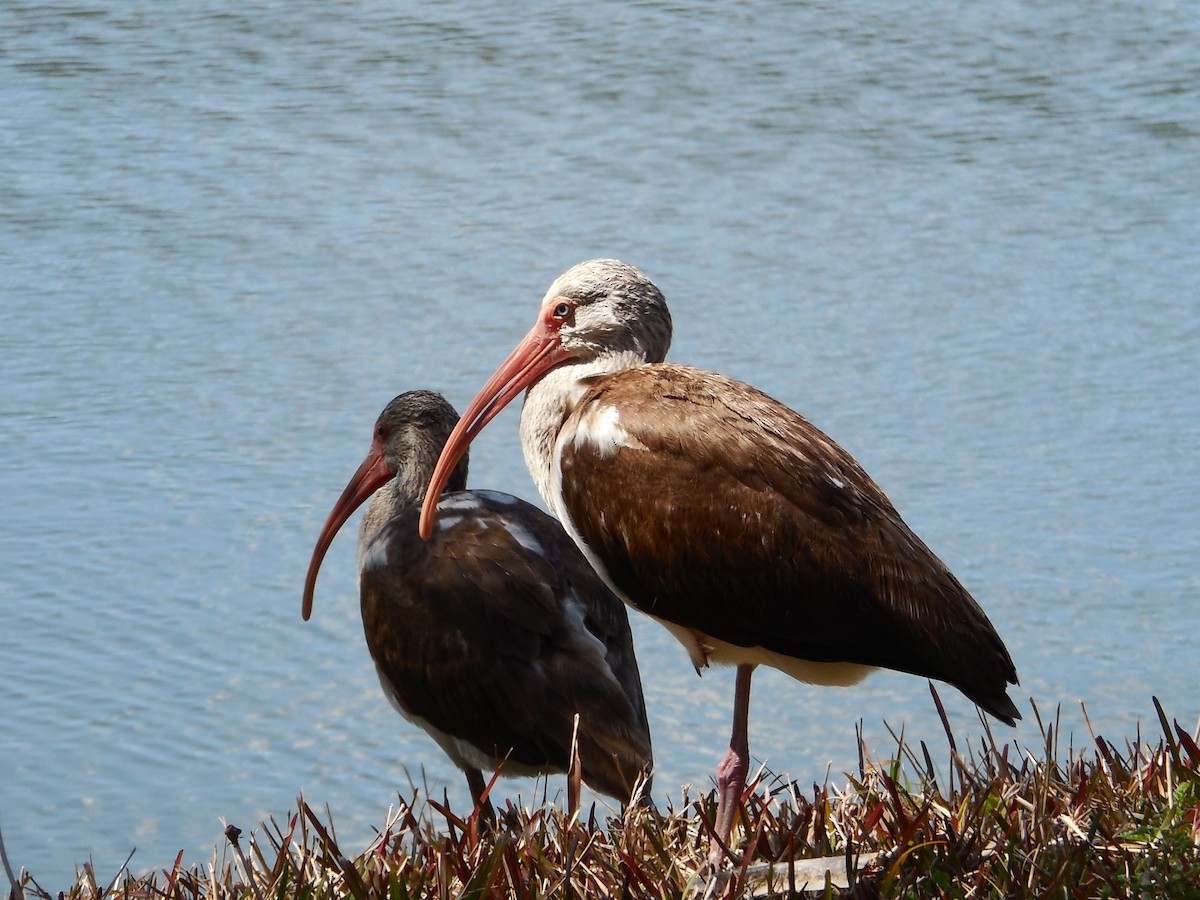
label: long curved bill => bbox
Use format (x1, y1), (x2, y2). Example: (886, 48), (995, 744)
(419, 317), (570, 540)
(302, 444), (393, 621)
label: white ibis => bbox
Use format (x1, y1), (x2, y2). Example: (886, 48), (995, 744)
(303, 390), (653, 815)
(418, 259), (1020, 858)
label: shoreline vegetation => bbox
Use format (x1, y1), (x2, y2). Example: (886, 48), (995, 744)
(6, 693), (1199, 899)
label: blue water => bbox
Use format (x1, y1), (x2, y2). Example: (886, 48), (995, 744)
(2, 0), (1197, 887)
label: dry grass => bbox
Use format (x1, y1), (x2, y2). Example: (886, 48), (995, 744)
(7, 693), (1199, 899)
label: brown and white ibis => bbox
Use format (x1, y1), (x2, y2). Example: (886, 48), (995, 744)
(303, 390), (653, 815)
(418, 259), (1020, 857)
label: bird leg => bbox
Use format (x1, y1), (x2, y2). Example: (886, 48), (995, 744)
(465, 767), (497, 829)
(711, 663), (754, 864)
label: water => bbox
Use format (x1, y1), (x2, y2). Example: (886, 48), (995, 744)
(2, 0), (1197, 886)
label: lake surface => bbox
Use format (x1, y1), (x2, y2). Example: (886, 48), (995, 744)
(2, 0), (1197, 887)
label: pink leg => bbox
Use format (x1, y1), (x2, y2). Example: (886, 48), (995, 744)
(711, 664), (754, 863)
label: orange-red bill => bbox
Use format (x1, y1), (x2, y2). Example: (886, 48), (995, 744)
(419, 318), (570, 540)
(302, 443), (393, 621)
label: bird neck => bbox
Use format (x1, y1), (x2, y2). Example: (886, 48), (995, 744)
(357, 450), (467, 561)
(519, 351), (646, 509)
(357, 495), (394, 569)
(357, 469), (421, 566)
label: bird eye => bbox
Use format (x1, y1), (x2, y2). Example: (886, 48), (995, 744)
(376, 422), (390, 440)
(552, 301), (573, 319)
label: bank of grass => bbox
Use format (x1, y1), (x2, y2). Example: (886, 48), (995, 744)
(7, 694), (1199, 899)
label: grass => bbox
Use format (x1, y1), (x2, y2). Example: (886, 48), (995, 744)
(5, 692), (1199, 899)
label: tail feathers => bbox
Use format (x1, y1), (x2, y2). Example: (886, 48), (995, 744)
(963, 685), (1022, 726)
(578, 725), (654, 803)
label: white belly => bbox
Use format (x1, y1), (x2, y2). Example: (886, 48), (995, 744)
(653, 616), (875, 686)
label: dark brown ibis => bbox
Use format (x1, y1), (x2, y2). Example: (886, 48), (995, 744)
(303, 390), (653, 815)
(418, 259), (1020, 858)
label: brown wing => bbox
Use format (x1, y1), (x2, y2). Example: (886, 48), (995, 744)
(559, 364), (1019, 724)
(360, 491), (652, 798)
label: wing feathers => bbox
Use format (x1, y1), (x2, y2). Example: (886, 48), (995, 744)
(558, 365), (1018, 721)
(360, 493), (653, 798)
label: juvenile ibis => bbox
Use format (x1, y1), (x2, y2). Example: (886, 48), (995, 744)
(303, 390), (653, 814)
(419, 260), (1020, 856)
